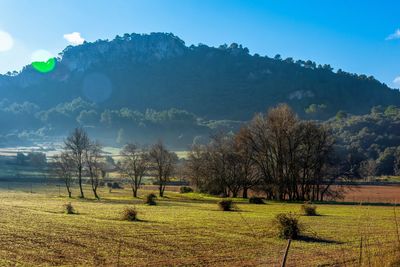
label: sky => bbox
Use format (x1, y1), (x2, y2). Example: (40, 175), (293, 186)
(0, 0), (399, 88)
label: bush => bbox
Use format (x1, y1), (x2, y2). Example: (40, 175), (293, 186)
(145, 193), (157, 205)
(301, 202), (317, 216)
(249, 196), (265, 204)
(122, 207), (138, 221)
(112, 182), (123, 189)
(274, 213), (300, 239)
(64, 203), (75, 214)
(180, 186), (193, 193)
(218, 200), (234, 211)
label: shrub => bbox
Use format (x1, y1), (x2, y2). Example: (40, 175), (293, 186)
(145, 193), (157, 205)
(112, 182), (123, 189)
(180, 186), (193, 193)
(301, 202), (317, 216)
(106, 182), (113, 192)
(218, 200), (234, 211)
(122, 207), (138, 221)
(249, 196), (265, 204)
(64, 203), (75, 214)
(274, 213), (300, 239)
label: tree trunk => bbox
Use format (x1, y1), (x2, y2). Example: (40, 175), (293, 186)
(78, 166), (84, 198)
(65, 180), (72, 198)
(231, 189), (238, 198)
(159, 183), (164, 197)
(242, 188), (248, 199)
(93, 188), (99, 199)
(132, 187), (138, 198)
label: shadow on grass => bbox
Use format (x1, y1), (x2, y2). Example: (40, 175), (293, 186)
(297, 235), (343, 244)
(121, 218), (151, 223)
(301, 213), (327, 217)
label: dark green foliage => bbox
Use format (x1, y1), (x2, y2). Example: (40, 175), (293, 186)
(179, 186), (193, 193)
(218, 200), (234, 211)
(301, 202), (317, 216)
(145, 193), (157, 205)
(122, 207), (138, 221)
(327, 107), (400, 177)
(64, 203), (75, 214)
(274, 213), (300, 239)
(249, 196), (265, 204)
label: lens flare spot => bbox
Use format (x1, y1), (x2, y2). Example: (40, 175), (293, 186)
(31, 50), (56, 73)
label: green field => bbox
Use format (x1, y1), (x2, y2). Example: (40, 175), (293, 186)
(0, 184), (398, 266)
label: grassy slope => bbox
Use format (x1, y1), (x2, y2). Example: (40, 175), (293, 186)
(0, 185), (397, 266)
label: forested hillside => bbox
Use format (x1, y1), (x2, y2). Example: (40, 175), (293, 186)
(0, 32), (399, 148)
(328, 106), (400, 177)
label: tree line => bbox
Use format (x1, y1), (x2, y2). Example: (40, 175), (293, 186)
(52, 128), (178, 199)
(54, 104), (354, 201)
(186, 104), (348, 201)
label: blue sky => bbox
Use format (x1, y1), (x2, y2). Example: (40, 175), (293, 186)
(0, 0), (399, 87)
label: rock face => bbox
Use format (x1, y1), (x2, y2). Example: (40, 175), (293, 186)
(0, 32), (399, 121)
(60, 33), (187, 72)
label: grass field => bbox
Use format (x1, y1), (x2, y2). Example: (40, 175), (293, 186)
(0, 184), (398, 266)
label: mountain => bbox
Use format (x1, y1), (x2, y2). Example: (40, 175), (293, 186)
(0, 32), (399, 148)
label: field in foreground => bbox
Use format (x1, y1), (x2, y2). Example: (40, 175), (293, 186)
(0, 185), (398, 266)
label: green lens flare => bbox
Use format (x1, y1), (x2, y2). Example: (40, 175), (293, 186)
(32, 58), (56, 73)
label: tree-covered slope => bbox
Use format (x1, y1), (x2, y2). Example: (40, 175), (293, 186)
(0, 32), (399, 121)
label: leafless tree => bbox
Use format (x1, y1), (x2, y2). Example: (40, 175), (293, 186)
(64, 127), (90, 198)
(226, 104), (339, 201)
(394, 151), (400, 176)
(187, 133), (260, 198)
(234, 130), (260, 198)
(359, 159), (377, 182)
(53, 152), (74, 198)
(186, 144), (210, 192)
(149, 141), (178, 197)
(119, 143), (149, 198)
(84, 141), (104, 199)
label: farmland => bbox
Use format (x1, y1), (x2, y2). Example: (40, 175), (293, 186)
(0, 184), (398, 266)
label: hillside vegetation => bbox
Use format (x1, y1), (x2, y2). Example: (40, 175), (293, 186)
(0, 33), (399, 148)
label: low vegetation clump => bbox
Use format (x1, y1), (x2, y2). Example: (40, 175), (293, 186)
(180, 186), (194, 193)
(301, 202), (318, 216)
(274, 213), (300, 239)
(122, 206), (138, 221)
(145, 193), (157, 205)
(218, 200), (234, 211)
(63, 203), (75, 214)
(249, 196), (265, 204)
(107, 182), (124, 193)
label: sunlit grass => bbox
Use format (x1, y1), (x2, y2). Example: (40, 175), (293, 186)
(0, 184), (397, 266)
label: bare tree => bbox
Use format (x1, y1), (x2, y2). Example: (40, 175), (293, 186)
(186, 144), (210, 192)
(187, 133), (259, 198)
(64, 128), (90, 198)
(149, 141), (178, 197)
(394, 150), (400, 176)
(119, 143), (148, 198)
(53, 152), (74, 198)
(234, 130), (260, 198)
(84, 141), (103, 199)
(359, 159), (377, 182)
(232, 104), (338, 201)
